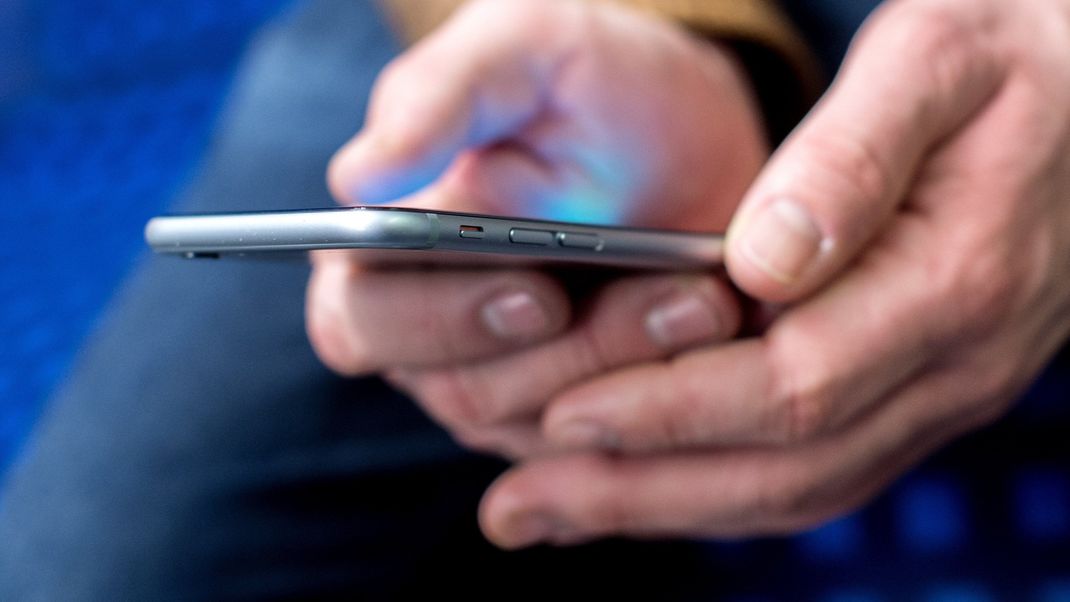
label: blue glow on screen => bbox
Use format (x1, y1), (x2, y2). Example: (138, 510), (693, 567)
(352, 157), (451, 206)
(515, 144), (638, 225)
(537, 190), (625, 225)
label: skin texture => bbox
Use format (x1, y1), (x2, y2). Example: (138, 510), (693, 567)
(308, 0), (763, 459)
(310, 0), (1070, 549)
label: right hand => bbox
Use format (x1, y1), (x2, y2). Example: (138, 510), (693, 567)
(307, 0), (768, 458)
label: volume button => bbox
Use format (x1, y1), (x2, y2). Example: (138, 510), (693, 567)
(509, 228), (554, 245)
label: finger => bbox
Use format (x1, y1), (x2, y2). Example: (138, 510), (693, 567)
(544, 235), (938, 451)
(724, 2), (1006, 302)
(327, 0), (573, 205)
(481, 362), (988, 549)
(384, 368), (550, 460)
(379, 140), (630, 224)
(396, 272), (741, 431)
(452, 423), (550, 461)
(437, 142), (570, 220)
(305, 253), (570, 376)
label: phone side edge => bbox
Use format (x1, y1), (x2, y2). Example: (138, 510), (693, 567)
(426, 211), (724, 269)
(145, 208), (437, 254)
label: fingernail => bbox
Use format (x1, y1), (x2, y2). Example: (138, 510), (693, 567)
(645, 291), (723, 348)
(482, 291), (551, 340)
(738, 198), (824, 284)
(554, 420), (621, 449)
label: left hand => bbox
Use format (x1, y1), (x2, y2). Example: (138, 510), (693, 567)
(480, 0), (1070, 548)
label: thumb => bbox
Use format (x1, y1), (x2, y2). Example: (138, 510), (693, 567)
(725, 4), (1005, 302)
(328, 0), (566, 205)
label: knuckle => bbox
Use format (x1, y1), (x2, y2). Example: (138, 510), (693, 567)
(654, 363), (711, 448)
(656, 405), (700, 450)
(878, 0), (983, 100)
(958, 258), (1016, 326)
(911, 16), (977, 98)
(785, 381), (834, 445)
(795, 127), (893, 210)
(764, 334), (838, 444)
(930, 242), (1017, 338)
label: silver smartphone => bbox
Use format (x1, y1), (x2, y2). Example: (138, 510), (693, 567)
(145, 206), (723, 270)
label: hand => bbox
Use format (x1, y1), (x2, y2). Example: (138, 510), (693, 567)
(480, 0), (1070, 548)
(307, 0), (765, 457)
(326, 0), (765, 228)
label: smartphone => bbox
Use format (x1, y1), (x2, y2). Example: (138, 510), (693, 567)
(145, 206), (723, 270)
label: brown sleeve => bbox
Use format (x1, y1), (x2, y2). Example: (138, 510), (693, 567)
(378, 0), (464, 42)
(378, 0), (822, 142)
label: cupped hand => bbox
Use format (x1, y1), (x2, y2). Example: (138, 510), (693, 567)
(307, 0), (766, 458)
(481, 0), (1070, 548)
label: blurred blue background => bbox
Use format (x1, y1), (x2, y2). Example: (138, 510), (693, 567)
(0, 0), (292, 468)
(0, 0), (1068, 599)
